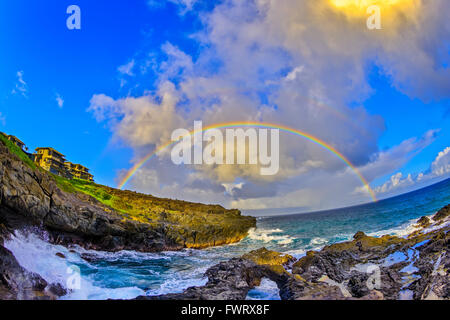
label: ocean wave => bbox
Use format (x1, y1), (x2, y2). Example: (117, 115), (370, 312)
(283, 249), (306, 259)
(309, 237), (328, 246)
(367, 215), (433, 238)
(4, 230), (148, 300)
(246, 228), (294, 245)
(3, 230), (211, 300)
(145, 272), (208, 296)
(421, 219), (450, 234)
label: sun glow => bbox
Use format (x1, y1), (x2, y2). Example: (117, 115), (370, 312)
(330, 0), (415, 15)
(331, 0), (404, 8)
(328, 0), (421, 29)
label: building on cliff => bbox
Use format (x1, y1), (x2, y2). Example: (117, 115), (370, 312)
(33, 147), (73, 178)
(0, 132), (34, 161)
(1, 132), (95, 182)
(0, 132), (27, 151)
(64, 162), (94, 181)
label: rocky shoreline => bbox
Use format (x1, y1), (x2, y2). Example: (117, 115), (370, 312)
(0, 136), (448, 300)
(0, 137), (254, 299)
(0, 139), (255, 252)
(137, 205), (449, 300)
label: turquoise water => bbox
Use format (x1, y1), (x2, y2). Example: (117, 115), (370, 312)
(4, 178), (450, 300)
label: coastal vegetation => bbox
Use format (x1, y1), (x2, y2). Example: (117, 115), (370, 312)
(51, 174), (253, 248)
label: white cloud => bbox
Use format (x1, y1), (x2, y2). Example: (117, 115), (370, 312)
(117, 60), (136, 88)
(222, 182), (244, 196)
(148, 0), (199, 14)
(88, 81), (185, 148)
(285, 66), (304, 81)
(374, 146), (450, 197)
(89, 0), (449, 211)
(170, 0), (198, 12)
(55, 93), (64, 108)
(159, 43), (193, 79)
(118, 59), (135, 76)
(11, 70), (28, 97)
(431, 147), (450, 176)
(359, 129), (439, 181)
(374, 172), (415, 194)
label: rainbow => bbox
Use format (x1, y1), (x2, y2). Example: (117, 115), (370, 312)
(117, 122), (377, 202)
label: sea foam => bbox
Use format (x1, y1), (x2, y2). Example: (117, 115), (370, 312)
(247, 228), (294, 245)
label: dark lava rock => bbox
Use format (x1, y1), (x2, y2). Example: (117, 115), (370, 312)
(433, 204), (450, 221)
(139, 209), (449, 300)
(48, 283), (67, 297)
(353, 231), (366, 240)
(347, 271), (371, 298)
(416, 216), (431, 227)
(55, 252), (66, 259)
(0, 244), (48, 299)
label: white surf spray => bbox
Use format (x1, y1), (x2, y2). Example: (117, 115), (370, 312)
(3, 230), (208, 300)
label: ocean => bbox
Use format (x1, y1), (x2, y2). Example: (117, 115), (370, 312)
(4, 178), (450, 300)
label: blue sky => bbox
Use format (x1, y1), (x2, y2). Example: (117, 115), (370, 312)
(0, 0), (191, 186)
(365, 67), (450, 185)
(1, 0), (449, 212)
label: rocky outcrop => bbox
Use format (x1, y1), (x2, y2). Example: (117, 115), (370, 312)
(433, 204), (450, 221)
(138, 209), (449, 300)
(242, 247), (295, 266)
(0, 140), (255, 252)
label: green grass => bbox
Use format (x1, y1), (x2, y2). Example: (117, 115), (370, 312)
(52, 175), (117, 206)
(52, 174), (255, 248)
(0, 134), (36, 169)
(51, 176), (136, 217)
(51, 174), (235, 226)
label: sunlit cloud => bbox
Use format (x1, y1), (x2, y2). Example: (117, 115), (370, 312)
(89, 0), (450, 211)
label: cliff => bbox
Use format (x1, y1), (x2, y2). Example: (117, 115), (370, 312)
(0, 138), (256, 253)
